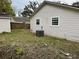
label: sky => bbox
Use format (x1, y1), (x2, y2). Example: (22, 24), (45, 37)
(12, 0), (43, 12)
(12, 0), (79, 16)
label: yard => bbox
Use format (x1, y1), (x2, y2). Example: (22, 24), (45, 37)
(0, 29), (79, 59)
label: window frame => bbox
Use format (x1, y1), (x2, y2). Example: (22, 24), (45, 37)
(36, 19), (40, 25)
(52, 17), (58, 25)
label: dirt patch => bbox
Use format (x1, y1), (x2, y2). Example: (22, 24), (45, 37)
(0, 43), (78, 59)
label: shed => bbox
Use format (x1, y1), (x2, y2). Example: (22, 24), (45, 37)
(0, 16), (11, 33)
(30, 1), (79, 42)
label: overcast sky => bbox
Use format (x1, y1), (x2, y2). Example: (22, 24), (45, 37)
(12, 0), (79, 16)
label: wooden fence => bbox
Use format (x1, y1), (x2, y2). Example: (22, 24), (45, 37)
(10, 22), (30, 29)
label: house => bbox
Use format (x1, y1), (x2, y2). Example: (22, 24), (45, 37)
(30, 1), (79, 42)
(11, 17), (30, 29)
(11, 17), (30, 24)
(0, 16), (11, 33)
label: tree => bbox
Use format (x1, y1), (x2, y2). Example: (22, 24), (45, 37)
(21, 1), (39, 17)
(0, 0), (15, 16)
(72, 2), (79, 8)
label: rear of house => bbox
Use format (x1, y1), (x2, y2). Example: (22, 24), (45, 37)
(30, 1), (79, 42)
(0, 17), (11, 33)
(11, 17), (30, 29)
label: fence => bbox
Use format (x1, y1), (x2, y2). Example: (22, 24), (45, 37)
(10, 22), (30, 29)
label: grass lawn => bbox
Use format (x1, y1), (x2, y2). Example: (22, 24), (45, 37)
(0, 29), (79, 59)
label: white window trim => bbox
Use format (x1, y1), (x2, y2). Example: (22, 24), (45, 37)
(36, 19), (40, 25)
(51, 16), (60, 26)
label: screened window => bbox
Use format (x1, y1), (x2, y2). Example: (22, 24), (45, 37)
(52, 17), (58, 25)
(36, 19), (40, 25)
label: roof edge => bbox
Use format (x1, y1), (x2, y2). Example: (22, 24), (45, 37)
(29, 1), (79, 19)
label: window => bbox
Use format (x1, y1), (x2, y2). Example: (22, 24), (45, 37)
(36, 19), (40, 25)
(52, 17), (58, 25)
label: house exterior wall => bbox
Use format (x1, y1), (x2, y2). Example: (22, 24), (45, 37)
(0, 18), (11, 33)
(30, 5), (79, 42)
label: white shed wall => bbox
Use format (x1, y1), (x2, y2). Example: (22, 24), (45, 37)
(30, 5), (79, 41)
(0, 18), (11, 33)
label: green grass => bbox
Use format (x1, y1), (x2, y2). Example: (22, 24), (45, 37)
(0, 29), (79, 59)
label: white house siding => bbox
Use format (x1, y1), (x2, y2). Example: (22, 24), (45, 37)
(30, 5), (79, 42)
(0, 18), (11, 33)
